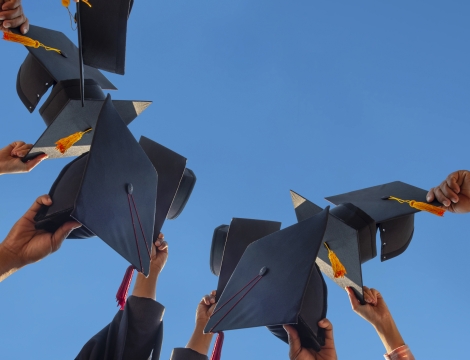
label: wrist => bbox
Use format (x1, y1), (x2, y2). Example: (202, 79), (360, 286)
(373, 316), (405, 353)
(0, 243), (22, 281)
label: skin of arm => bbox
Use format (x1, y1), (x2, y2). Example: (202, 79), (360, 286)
(283, 320), (337, 360)
(427, 170), (470, 214)
(0, 0), (29, 33)
(131, 233), (168, 300)
(346, 286), (405, 354)
(0, 195), (81, 282)
(0, 142), (47, 175)
(185, 291), (217, 356)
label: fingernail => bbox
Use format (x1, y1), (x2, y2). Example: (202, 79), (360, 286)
(155, 240), (161, 247)
(443, 200), (450, 206)
(452, 198), (458, 203)
(3, 23), (9, 28)
(426, 196), (431, 202)
(22, 28), (27, 34)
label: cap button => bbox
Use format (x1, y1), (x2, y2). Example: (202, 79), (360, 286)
(259, 266), (268, 276)
(126, 183), (133, 194)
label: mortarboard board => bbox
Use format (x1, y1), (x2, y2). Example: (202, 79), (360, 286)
(138, 137), (197, 237)
(22, 79), (151, 161)
(34, 94), (157, 276)
(204, 209), (330, 352)
(10, 25), (116, 113)
(290, 190), (376, 304)
(209, 218), (281, 302)
(326, 181), (444, 262)
(78, 0), (134, 75)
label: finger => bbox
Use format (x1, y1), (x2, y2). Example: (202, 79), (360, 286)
(283, 325), (302, 360)
(201, 295), (211, 305)
(447, 172), (461, 194)
(426, 188), (435, 202)
(345, 287), (360, 311)
(2, 13), (26, 29)
(440, 183), (459, 204)
(370, 288), (383, 302)
(0, 6), (22, 20)
(13, 143), (33, 157)
(50, 221), (82, 252)
(211, 290), (216, 296)
(209, 294), (216, 304)
(10, 141), (26, 155)
(318, 318), (334, 341)
(434, 187), (451, 207)
(1, 0), (21, 11)
(25, 153), (48, 171)
(19, 15), (27, 33)
(156, 240), (168, 251)
(24, 195), (52, 221)
(154, 233), (165, 246)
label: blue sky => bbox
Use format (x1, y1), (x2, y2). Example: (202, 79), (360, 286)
(0, 1), (469, 359)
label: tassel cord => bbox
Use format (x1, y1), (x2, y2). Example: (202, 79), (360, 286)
(388, 196), (445, 217)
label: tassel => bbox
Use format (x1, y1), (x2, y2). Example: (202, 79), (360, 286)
(387, 196), (445, 217)
(116, 265), (135, 310)
(324, 243), (347, 279)
(55, 128), (92, 154)
(3, 32), (62, 54)
(62, 0), (92, 8)
(210, 332), (225, 360)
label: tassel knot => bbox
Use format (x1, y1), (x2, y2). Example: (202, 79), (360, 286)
(324, 242), (347, 279)
(55, 128), (92, 154)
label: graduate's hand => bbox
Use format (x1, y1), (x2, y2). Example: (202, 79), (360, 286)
(186, 291), (217, 356)
(0, 195), (81, 281)
(0, 0), (29, 34)
(427, 170), (470, 214)
(346, 286), (405, 353)
(0, 141), (47, 175)
(284, 319), (337, 360)
(151, 232), (168, 275)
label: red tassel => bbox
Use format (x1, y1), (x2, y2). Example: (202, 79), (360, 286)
(116, 265), (134, 310)
(210, 332), (225, 360)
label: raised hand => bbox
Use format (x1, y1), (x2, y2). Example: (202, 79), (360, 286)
(283, 319), (337, 360)
(427, 170), (470, 214)
(0, 141), (47, 175)
(0, 0), (29, 34)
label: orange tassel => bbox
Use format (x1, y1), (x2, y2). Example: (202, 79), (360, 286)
(3, 32), (62, 54)
(387, 196), (445, 217)
(62, 0), (92, 8)
(55, 128), (92, 154)
(324, 243), (347, 278)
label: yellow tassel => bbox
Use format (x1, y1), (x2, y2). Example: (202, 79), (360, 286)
(3, 32), (62, 54)
(62, 0), (92, 8)
(387, 196), (445, 217)
(55, 128), (92, 154)
(324, 243), (347, 279)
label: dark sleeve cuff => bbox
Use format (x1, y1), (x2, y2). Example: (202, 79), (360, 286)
(170, 348), (209, 360)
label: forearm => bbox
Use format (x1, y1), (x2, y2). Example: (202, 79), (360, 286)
(131, 270), (159, 300)
(186, 323), (214, 356)
(0, 244), (21, 282)
(374, 316), (405, 354)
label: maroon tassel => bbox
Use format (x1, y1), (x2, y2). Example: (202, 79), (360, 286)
(210, 332), (225, 360)
(116, 265), (134, 310)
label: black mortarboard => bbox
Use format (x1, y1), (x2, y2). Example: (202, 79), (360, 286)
(138, 137), (197, 237)
(34, 94), (157, 276)
(13, 25), (116, 113)
(326, 181), (443, 262)
(205, 210), (330, 352)
(290, 190), (376, 303)
(209, 218), (281, 302)
(78, 0), (134, 75)
(22, 79), (151, 161)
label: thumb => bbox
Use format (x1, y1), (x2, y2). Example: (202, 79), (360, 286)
(51, 221), (81, 252)
(25, 154), (48, 172)
(283, 325), (302, 359)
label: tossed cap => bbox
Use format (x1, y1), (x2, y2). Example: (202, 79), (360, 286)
(78, 0), (134, 74)
(138, 137), (196, 237)
(325, 181), (443, 261)
(34, 94), (157, 275)
(10, 25), (116, 113)
(291, 190), (376, 303)
(204, 209), (330, 352)
(21, 79), (150, 161)
(209, 218), (281, 302)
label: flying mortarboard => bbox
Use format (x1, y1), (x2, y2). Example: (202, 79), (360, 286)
(290, 190), (376, 303)
(325, 181), (444, 262)
(34, 94), (157, 276)
(205, 210), (330, 353)
(22, 79), (151, 161)
(138, 136), (197, 237)
(209, 218), (281, 302)
(5, 25), (116, 112)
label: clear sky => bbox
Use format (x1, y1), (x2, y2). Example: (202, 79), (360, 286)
(0, 1), (469, 359)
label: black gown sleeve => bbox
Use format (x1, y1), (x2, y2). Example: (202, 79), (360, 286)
(75, 296), (165, 360)
(170, 348), (209, 360)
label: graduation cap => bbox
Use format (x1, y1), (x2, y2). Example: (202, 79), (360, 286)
(6, 25), (116, 112)
(34, 94), (157, 276)
(205, 209), (330, 352)
(290, 190), (376, 304)
(138, 137), (197, 237)
(21, 79), (151, 162)
(77, 0), (135, 75)
(209, 218), (281, 302)
(326, 181), (444, 262)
